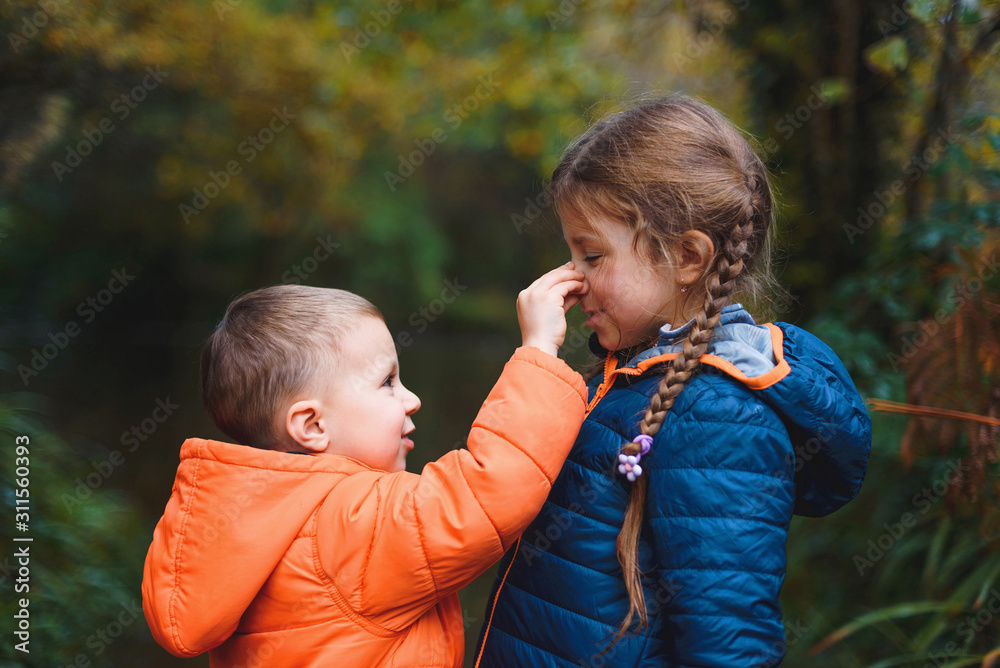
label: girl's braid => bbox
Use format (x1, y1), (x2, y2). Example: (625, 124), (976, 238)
(610, 176), (759, 644)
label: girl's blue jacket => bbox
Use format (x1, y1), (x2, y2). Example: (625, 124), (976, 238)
(474, 305), (872, 667)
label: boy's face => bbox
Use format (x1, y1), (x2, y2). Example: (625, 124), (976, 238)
(311, 317), (421, 472)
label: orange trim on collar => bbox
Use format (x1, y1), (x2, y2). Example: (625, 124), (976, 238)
(583, 323), (790, 416)
(585, 354), (619, 415)
(700, 323), (790, 390)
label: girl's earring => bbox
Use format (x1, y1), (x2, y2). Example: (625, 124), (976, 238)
(680, 283), (687, 293)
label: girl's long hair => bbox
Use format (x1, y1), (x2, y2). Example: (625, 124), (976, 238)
(550, 94), (778, 650)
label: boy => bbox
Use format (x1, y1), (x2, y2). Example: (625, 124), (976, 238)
(142, 266), (587, 667)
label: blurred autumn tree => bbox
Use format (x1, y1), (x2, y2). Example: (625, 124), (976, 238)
(767, 0), (1000, 664)
(0, 0), (998, 666)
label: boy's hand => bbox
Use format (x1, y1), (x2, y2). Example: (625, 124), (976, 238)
(518, 262), (587, 357)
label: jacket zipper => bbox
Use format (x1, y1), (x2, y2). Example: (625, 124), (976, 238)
(474, 351), (677, 666)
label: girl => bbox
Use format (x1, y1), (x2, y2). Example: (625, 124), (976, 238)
(473, 95), (872, 666)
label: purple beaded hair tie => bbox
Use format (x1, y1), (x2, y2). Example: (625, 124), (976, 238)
(617, 434), (653, 482)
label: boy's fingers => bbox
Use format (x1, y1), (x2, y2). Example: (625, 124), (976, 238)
(529, 265), (585, 290)
(555, 279), (586, 312)
(563, 293), (583, 313)
(552, 279), (585, 294)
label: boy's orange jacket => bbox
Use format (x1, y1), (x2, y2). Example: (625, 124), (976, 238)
(142, 347), (587, 667)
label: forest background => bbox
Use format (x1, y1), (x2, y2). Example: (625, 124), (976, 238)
(1, 0), (999, 665)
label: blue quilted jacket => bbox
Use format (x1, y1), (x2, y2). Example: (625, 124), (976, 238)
(474, 304), (871, 667)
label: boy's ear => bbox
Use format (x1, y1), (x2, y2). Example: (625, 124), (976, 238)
(285, 399), (329, 453)
(676, 230), (715, 284)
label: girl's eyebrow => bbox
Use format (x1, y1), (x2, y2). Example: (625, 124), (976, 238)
(567, 234), (599, 245)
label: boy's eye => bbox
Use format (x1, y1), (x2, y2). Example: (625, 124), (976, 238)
(382, 373), (396, 388)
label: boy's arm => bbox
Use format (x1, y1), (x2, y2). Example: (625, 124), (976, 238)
(315, 346), (587, 631)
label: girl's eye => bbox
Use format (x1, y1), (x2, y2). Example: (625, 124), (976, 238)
(583, 255), (602, 265)
(382, 373), (396, 388)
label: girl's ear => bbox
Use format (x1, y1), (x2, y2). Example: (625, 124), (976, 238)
(676, 230), (715, 285)
(285, 400), (329, 453)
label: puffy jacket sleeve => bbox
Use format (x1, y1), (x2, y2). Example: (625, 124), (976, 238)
(645, 379), (796, 667)
(762, 323), (872, 517)
(315, 346), (587, 631)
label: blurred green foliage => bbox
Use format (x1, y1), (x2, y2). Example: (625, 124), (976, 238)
(1, 0), (998, 665)
(0, 393), (152, 667)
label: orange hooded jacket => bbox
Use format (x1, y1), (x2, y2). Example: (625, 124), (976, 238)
(142, 346), (587, 667)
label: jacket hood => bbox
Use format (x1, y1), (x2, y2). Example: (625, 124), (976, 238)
(142, 438), (365, 657)
(609, 304), (872, 517)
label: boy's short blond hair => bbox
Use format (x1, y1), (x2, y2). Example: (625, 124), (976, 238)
(200, 285), (382, 449)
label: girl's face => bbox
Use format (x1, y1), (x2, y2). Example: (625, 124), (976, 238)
(561, 211), (680, 352)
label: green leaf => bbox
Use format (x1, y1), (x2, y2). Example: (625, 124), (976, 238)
(906, 0), (952, 25)
(812, 601), (956, 653)
(865, 654), (941, 668)
(816, 77), (853, 104)
(974, 558), (1000, 607)
(921, 516), (951, 591)
(866, 36), (910, 74)
(932, 659), (987, 668)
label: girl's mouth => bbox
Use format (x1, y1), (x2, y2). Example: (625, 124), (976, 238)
(584, 310), (604, 328)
